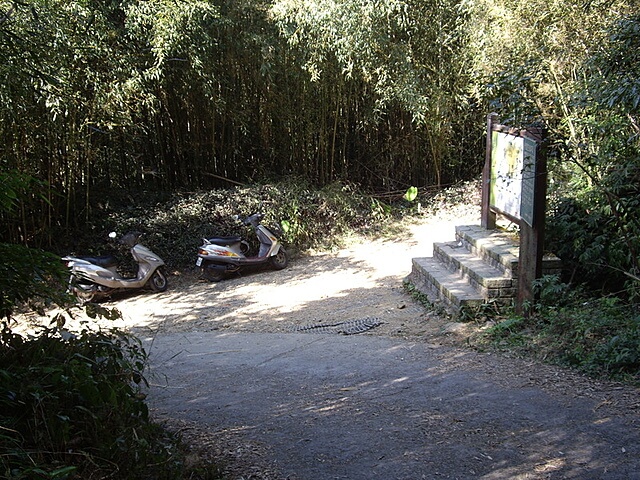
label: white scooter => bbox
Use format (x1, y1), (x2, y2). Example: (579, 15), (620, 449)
(62, 231), (168, 303)
(196, 213), (288, 282)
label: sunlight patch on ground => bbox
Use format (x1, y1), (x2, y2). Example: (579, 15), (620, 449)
(216, 268), (379, 315)
(117, 294), (196, 326)
(333, 218), (472, 279)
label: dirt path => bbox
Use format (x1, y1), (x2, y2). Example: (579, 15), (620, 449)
(70, 208), (478, 342)
(146, 331), (639, 480)
(18, 203), (640, 479)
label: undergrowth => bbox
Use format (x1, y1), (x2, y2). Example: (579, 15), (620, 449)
(56, 177), (404, 269)
(0, 322), (222, 479)
(403, 280), (453, 320)
(474, 276), (640, 384)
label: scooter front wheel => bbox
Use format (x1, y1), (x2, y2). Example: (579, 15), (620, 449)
(68, 275), (97, 304)
(75, 288), (97, 304)
(270, 247), (288, 270)
(149, 268), (169, 292)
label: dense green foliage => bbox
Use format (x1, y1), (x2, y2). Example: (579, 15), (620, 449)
(0, 243), (69, 320)
(0, 0), (482, 236)
(2, 0), (481, 245)
(475, 276), (640, 383)
(0, 325), (221, 479)
(0, 329), (225, 480)
(0, 168), (71, 320)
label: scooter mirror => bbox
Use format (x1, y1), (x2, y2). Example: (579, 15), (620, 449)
(108, 231), (117, 239)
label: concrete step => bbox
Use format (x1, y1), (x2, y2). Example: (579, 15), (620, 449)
(455, 224), (563, 277)
(408, 224), (562, 316)
(433, 242), (515, 301)
(455, 225), (520, 277)
(408, 257), (486, 311)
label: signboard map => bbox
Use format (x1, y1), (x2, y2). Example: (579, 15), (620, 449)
(489, 131), (537, 226)
(490, 131), (523, 220)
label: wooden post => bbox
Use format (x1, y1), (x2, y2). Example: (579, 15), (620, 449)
(516, 126), (547, 315)
(481, 113), (498, 229)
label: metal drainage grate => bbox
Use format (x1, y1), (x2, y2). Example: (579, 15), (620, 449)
(292, 317), (383, 335)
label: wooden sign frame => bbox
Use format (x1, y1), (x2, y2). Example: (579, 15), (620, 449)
(481, 113), (547, 314)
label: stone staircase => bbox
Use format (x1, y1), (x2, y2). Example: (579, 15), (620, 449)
(407, 224), (562, 315)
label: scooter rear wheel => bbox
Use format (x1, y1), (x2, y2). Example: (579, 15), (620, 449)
(202, 262), (226, 282)
(69, 277), (97, 304)
(270, 247), (288, 270)
(149, 268), (168, 292)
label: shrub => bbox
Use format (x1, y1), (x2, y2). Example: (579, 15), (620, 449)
(53, 177), (393, 270)
(476, 277), (640, 383)
(0, 325), (194, 479)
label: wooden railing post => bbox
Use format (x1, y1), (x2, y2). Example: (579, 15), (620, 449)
(481, 113), (498, 229)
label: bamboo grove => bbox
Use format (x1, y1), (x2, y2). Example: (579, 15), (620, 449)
(1, 0), (638, 259)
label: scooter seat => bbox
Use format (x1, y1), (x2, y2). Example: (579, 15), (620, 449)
(207, 236), (242, 245)
(79, 255), (118, 268)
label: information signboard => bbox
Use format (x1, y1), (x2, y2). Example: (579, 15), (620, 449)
(519, 137), (537, 227)
(489, 131), (524, 220)
(481, 113), (546, 315)
(488, 131), (538, 227)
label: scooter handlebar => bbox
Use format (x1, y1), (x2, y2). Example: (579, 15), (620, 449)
(242, 213), (264, 227)
(119, 231), (142, 247)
